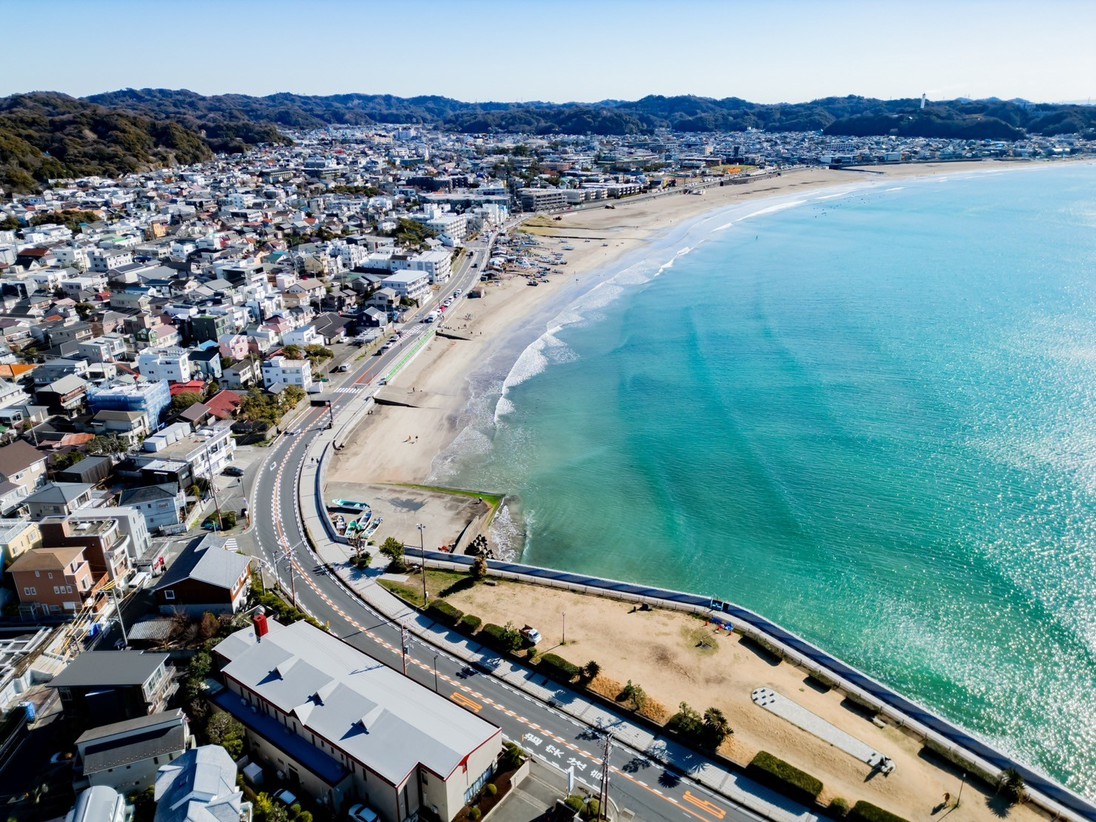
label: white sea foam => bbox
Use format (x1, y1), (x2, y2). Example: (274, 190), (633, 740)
(739, 199), (808, 220)
(884, 186), (905, 192)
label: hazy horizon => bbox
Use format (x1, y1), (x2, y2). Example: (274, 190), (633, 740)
(2, 0), (1094, 105)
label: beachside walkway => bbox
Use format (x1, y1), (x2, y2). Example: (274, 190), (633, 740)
(751, 687), (893, 773)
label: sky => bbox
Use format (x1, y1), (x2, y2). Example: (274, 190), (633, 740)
(2, 0), (1094, 105)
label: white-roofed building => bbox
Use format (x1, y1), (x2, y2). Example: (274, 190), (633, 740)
(153, 744), (248, 822)
(212, 618), (502, 821)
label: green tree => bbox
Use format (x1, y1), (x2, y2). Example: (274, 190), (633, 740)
(171, 391), (203, 413)
(281, 385), (306, 410)
(74, 301), (96, 319)
(471, 553), (488, 581)
(205, 709), (245, 759)
(380, 537), (405, 571)
(702, 706), (732, 749)
(52, 450), (86, 471)
(281, 344), (303, 359)
(89, 435), (126, 455)
(620, 680), (648, 712)
(582, 660), (601, 682)
(304, 344), (333, 362)
(999, 768), (1026, 805)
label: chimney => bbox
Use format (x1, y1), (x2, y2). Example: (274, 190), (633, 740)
(252, 608), (268, 640)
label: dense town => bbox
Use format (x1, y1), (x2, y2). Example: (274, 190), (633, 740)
(0, 124), (1090, 822)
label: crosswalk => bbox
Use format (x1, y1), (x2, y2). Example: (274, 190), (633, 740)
(223, 538), (239, 552)
(335, 386), (365, 394)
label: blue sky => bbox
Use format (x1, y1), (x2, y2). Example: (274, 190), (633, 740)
(3, 0), (1094, 104)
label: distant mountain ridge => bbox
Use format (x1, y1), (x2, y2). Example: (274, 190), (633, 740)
(2, 88), (1095, 194)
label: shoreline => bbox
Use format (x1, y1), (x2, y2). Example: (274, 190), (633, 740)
(327, 158), (1064, 556)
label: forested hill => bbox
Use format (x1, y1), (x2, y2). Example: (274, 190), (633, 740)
(3, 88), (1095, 193)
(86, 88), (1096, 139)
(0, 92), (287, 193)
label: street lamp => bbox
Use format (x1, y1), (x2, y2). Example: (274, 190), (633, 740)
(562, 610), (566, 645)
(957, 772), (967, 808)
(417, 523), (427, 604)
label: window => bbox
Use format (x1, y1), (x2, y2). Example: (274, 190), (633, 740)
(23, 587), (35, 596)
(164, 590), (175, 601)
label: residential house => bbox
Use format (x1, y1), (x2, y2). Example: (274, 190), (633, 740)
(153, 744), (248, 822)
(189, 348), (223, 381)
(40, 516), (132, 584)
(204, 390), (243, 420)
(0, 519), (41, 573)
(118, 485), (186, 533)
(36, 374), (88, 415)
(24, 482), (94, 518)
(89, 409), (151, 447)
(217, 334), (250, 362)
(140, 421), (236, 480)
(221, 360), (259, 390)
(48, 651), (176, 726)
(87, 380), (171, 431)
(68, 785), (127, 822)
(212, 618), (502, 820)
(138, 348), (191, 384)
(261, 356), (312, 392)
(153, 535), (251, 614)
(54, 454), (114, 486)
(381, 269), (430, 304)
(282, 277), (326, 308)
(0, 439), (48, 498)
(74, 709), (191, 794)
(8, 545), (98, 616)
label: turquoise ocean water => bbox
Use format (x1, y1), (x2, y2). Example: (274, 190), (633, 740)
(436, 165), (1096, 797)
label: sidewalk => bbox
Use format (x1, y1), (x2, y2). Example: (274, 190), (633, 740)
(296, 450), (816, 822)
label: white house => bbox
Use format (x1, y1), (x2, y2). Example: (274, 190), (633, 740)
(381, 270), (430, 305)
(138, 348), (192, 383)
(261, 356), (313, 392)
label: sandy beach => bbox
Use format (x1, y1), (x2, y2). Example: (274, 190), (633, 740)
(328, 160), (1034, 551)
(326, 160), (1062, 820)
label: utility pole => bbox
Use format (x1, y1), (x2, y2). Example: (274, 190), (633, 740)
(433, 652), (439, 692)
(562, 610), (566, 645)
(202, 440), (224, 529)
(107, 582), (129, 649)
(275, 542), (299, 605)
(600, 733), (612, 820)
(401, 625), (409, 676)
(957, 772), (967, 808)
(417, 523), (427, 604)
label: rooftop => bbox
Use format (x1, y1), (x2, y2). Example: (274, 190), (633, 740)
(49, 650), (168, 689)
(215, 619), (499, 785)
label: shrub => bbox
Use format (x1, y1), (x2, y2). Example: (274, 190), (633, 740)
(427, 599), (463, 626)
(747, 751), (823, 805)
(582, 660), (601, 681)
(480, 622), (522, 653)
(582, 798), (600, 820)
(469, 808), (481, 821)
(486, 783), (498, 797)
(499, 741), (527, 771)
(539, 653), (581, 682)
(564, 795), (584, 812)
(459, 613), (482, 633)
(619, 680), (648, 712)
(831, 798), (850, 817)
(848, 801), (909, 822)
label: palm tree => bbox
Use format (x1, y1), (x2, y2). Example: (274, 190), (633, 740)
(999, 768), (1026, 804)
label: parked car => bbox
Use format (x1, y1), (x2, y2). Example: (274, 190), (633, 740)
(222, 466), (245, 477)
(347, 804), (380, 822)
(273, 789), (298, 807)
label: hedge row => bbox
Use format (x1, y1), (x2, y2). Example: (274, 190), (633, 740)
(538, 653), (581, 683)
(426, 599), (463, 627)
(459, 613), (482, 633)
(746, 751), (823, 805)
(848, 802), (909, 822)
(479, 623), (515, 652)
